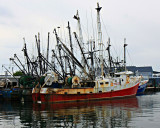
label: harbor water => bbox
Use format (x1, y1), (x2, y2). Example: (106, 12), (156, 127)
(0, 92), (160, 128)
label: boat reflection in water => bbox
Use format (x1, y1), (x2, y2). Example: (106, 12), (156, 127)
(33, 97), (139, 128)
(0, 97), (139, 127)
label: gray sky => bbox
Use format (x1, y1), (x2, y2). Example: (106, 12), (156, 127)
(0, 0), (160, 74)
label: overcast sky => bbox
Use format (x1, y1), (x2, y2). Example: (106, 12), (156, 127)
(0, 0), (160, 74)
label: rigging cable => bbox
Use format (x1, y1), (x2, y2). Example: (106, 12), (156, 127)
(126, 49), (134, 66)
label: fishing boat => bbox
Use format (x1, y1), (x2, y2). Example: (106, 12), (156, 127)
(31, 3), (140, 103)
(37, 71), (140, 103)
(4, 2), (141, 103)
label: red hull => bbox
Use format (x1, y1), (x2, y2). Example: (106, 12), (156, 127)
(32, 93), (40, 102)
(40, 83), (139, 103)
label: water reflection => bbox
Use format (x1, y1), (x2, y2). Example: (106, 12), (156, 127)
(32, 97), (139, 128)
(1, 94), (160, 128)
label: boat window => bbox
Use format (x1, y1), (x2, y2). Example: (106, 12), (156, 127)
(122, 79), (123, 81)
(116, 75), (120, 77)
(105, 82), (109, 84)
(64, 92), (67, 95)
(100, 82), (103, 85)
(81, 82), (95, 87)
(77, 92), (80, 94)
(90, 92), (92, 93)
(99, 91), (102, 93)
(12, 82), (17, 86)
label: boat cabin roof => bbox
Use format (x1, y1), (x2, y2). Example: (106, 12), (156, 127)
(115, 71), (133, 75)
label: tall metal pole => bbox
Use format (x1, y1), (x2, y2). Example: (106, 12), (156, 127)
(57, 38), (92, 78)
(67, 21), (75, 76)
(35, 34), (43, 75)
(38, 33), (43, 74)
(74, 32), (90, 72)
(40, 53), (63, 79)
(73, 11), (85, 68)
(23, 38), (31, 74)
(22, 38), (39, 77)
(107, 38), (112, 72)
(89, 39), (95, 79)
(54, 29), (65, 80)
(124, 38), (128, 71)
(46, 32), (50, 71)
(96, 2), (104, 76)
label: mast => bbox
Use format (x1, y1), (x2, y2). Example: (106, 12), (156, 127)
(35, 33), (43, 75)
(54, 29), (65, 80)
(40, 53), (63, 79)
(107, 38), (112, 72)
(22, 38), (31, 74)
(74, 32), (90, 71)
(73, 10), (85, 68)
(124, 38), (128, 71)
(22, 38), (39, 76)
(57, 38), (92, 78)
(89, 39), (95, 79)
(46, 32), (50, 71)
(95, 2), (104, 76)
(67, 21), (75, 76)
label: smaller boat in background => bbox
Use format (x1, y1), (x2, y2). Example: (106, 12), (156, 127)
(137, 79), (148, 95)
(0, 79), (12, 100)
(0, 81), (5, 100)
(0, 78), (22, 101)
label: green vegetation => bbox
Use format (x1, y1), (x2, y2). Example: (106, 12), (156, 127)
(13, 71), (24, 76)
